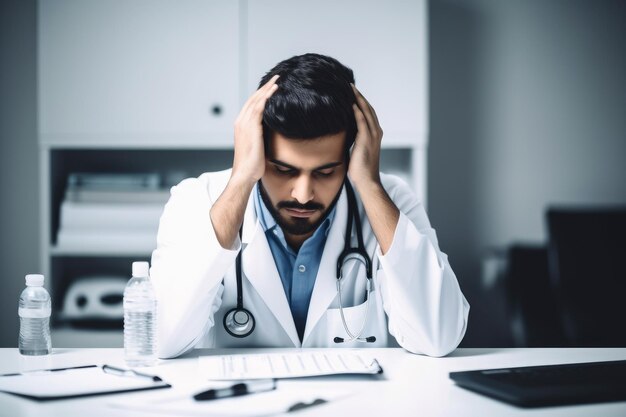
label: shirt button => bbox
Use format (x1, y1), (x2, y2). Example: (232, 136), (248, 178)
(298, 265), (306, 273)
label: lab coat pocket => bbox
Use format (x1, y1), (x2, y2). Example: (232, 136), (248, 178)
(325, 291), (386, 348)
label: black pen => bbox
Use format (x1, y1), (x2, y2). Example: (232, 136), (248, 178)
(101, 364), (163, 382)
(193, 379), (276, 401)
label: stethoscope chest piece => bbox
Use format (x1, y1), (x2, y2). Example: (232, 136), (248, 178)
(223, 307), (256, 338)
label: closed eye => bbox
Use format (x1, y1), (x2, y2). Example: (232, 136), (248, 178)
(314, 169), (335, 177)
(274, 165), (296, 175)
(271, 162), (338, 178)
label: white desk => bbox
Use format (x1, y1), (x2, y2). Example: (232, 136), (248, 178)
(1, 348), (625, 416)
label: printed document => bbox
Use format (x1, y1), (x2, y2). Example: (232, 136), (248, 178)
(199, 351), (382, 380)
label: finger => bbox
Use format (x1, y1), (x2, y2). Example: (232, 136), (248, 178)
(252, 74), (281, 104)
(352, 103), (371, 137)
(350, 84), (379, 135)
(362, 90), (381, 128)
(239, 75), (280, 120)
(248, 74), (280, 115)
(241, 75), (280, 123)
(351, 83), (380, 128)
(252, 83), (279, 121)
(261, 73), (281, 90)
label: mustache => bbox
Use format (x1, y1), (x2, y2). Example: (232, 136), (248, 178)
(277, 201), (324, 211)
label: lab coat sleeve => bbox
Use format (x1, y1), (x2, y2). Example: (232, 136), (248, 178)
(149, 177), (241, 359)
(375, 176), (470, 357)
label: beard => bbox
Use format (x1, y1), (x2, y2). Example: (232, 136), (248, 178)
(258, 180), (343, 236)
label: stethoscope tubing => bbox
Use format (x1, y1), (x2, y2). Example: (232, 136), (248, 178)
(224, 179), (375, 342)
(223, 227), (256, 338)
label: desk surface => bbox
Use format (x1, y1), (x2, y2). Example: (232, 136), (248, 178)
(1, 348), (625, 417)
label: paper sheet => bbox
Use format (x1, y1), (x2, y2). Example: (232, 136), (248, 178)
(199, 351), (382, 380)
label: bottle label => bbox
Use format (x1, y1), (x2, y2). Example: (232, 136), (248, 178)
(19, 307), (51, 318)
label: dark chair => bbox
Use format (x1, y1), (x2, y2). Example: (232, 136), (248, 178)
(547, 208), (626, 347)
(506, 245), (566, 347)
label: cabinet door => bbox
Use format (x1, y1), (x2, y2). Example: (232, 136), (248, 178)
(245, 0), (427, 142)
(39, 0), (239, 144)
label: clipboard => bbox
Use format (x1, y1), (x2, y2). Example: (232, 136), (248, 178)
(0, 364), (170, 401)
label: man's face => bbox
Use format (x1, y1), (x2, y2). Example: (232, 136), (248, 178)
(259, 131), (347, 236)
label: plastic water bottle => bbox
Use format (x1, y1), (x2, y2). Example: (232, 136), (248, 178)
(18, 274), (52, 355)
(123, 261), (157, 367)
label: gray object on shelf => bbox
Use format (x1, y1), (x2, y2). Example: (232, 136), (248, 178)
(60, 276), (128, 322)
(67, 173), (161, 190)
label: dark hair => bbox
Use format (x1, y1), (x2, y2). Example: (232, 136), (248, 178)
(258, 53), (357, 157)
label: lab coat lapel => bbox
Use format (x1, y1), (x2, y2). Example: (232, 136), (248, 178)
(241, 185), (300, 347)
(303, 185), (358, 344)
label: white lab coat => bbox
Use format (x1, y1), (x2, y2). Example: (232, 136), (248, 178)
(150, 169), (469, 358)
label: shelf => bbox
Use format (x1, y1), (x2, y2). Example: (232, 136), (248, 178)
(50, 245), (154, 258)
(40, 133), (236, 149)
(40, 132), (428, 149)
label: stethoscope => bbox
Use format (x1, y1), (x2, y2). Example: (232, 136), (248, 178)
(223, 180), (376, 343)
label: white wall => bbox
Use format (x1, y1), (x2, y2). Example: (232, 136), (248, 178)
(1, 0), (625, 347)
(429, 0), (626, 346)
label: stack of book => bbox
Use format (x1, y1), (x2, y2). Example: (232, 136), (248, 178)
(56, 173), (170, 253)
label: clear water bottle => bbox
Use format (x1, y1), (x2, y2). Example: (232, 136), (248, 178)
(123, 261), (157, 367)
(19, 274), (52, 355)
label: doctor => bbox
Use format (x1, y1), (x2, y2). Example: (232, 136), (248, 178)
(150, 53), (469, 358)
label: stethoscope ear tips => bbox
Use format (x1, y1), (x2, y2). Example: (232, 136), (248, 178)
(333, 336), (376, 343)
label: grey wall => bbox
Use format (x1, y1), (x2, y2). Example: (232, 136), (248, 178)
(429, 0), (626, 346)
(0, 0), (39, 347)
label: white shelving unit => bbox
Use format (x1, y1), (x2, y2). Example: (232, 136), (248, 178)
(38, 0), (428, 347)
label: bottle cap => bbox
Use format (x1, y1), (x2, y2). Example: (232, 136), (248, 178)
(25, 274), (45, 287)
(132, 261), (150, 277)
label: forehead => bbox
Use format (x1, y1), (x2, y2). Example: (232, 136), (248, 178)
(268, 132), (346, 168)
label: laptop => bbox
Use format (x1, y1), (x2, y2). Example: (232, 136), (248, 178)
(449, 360), (626, 408)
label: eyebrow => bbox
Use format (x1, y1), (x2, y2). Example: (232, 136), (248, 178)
(269, 159), (343, 171)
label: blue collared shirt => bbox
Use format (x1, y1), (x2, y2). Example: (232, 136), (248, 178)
(253, 183), (336, 342)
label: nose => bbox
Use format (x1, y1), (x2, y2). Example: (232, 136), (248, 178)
(291, 174), (314, 204)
